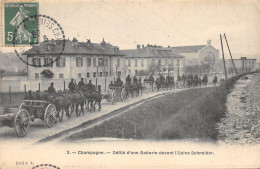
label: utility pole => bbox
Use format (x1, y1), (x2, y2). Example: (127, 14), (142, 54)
(224, 33), (238, 75)
(220, 34), (228, 82)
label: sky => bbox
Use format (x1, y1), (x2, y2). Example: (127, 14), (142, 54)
(1, 0), (260, 59)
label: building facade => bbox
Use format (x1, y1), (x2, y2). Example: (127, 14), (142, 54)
(225, 57), (257, 75)
(24, 38), (125, 80)
(121, 45), (185, 76)
(170, 40), (220, 74)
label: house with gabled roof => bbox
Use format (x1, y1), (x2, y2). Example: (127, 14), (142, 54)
(23, 38), (125, 79)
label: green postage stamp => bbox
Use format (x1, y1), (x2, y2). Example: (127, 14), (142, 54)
(3, 1), (39, 46)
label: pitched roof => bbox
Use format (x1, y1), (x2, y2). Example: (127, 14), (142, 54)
(170, 45), (206, 53)
(23, 39), (124, 56)
(121, 47), (184, 58)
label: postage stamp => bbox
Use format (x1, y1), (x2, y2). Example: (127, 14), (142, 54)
(3, 1), (39, 46)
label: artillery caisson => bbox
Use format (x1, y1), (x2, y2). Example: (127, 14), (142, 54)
(103, 83), (127, 104)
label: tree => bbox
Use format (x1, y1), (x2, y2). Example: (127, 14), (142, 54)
(201, 53), (215, 74)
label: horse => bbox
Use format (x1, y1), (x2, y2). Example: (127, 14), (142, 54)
(202, 76), (208, 87)
(50, 91), (71, 121)
(83, 90), (102, 111)
(70, 91), (85, 116)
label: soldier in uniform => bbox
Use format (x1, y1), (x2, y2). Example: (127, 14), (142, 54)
(126, 75), (131, 84)
(23, 90), (34, 100)
(48, 82), (56, 95)
(116, 76), (123, 85)
(138, 77), (142, 84)
(78, 78), (85, 90)
(109, 81), (114, 88)
(68, 79), (76, 92)
(133, 76), (138, 84)
(87, 80), (94, 91)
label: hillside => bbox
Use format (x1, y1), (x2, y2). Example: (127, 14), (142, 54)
(0, 52), (27, 71)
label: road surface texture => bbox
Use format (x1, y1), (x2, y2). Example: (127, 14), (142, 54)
(217, 73), (260, 144)
(0, 87), (194, 146)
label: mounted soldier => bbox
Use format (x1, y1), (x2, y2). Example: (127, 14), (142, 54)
(78, 78), (85, 91)
(133, 76), (138, 84)
(23, 90), (34, 100)
(138, 77), (142, 84)
(68, 79), (76, 93)
(182, 74), (186, 81)
(159, 74), (165, 82)
(109, 81), (114, 88)
(87, 80), (94, 92)
(48, 82), (56, 95)
(166, 74), (170, 83)
(126, 75), (131, 85)
(116, 76), (123, 86)
(149, 74), (154, 83)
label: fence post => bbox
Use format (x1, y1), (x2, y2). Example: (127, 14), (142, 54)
(96, 78), (97, 90)
(24, 84), (27, 94)
(9, 85), (11, 103)
(105, 77), (106, 92)
(141, 83), (142, 95)
(38, 83), (40, 92)
(64, 81), (65, 91)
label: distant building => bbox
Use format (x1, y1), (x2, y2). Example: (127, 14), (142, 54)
(23, 38), (125, 79)
(170, 40), (220, 74)
(225, 57), (257, 75)
(121, 44), (185, 76)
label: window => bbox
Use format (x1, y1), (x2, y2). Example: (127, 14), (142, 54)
(177, 59), (180, 66)
(87, 72), (90, 78)
(56, 57), (65, 67)
(44, 57), (53, 67)
(152, 59), (155, 65)
(105, 58), (109, 66)
(141, 59), (144, 67)
(105, 72), (108, 77)
(171, 59), (174, 65)
(98, 58), (104, 66)
(32, 58), (41, 67)
(76, 57), (83, 67)
(117, 58), (120, 67)
(135, 59), (137, 67)
(93, 58), (96, 67)
(78, 73), (81, 78)
(158, 59), (161, 66)
(87, 58), (91, 67)
(128, 58), (131, 66)
(128, 69), (131, 75)
(59, 73), (64, 79)
(165, 59), (168, 65)
(135, 70), (137, 75)
(100, 72), (103, 77)
(35, 73), (39, 79)
(93, 72), (96, 77)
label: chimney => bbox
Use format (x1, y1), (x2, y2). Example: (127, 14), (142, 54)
(207, 39), (211, 46)
(137, 44), (140, 49)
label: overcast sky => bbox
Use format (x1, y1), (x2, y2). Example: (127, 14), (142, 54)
(2, 0), (260, 59)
